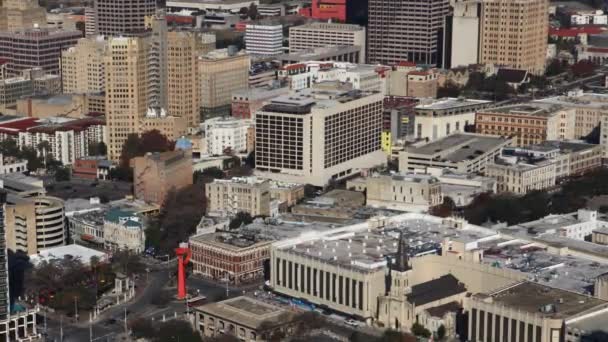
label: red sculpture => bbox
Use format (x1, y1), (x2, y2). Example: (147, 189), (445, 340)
(175, 242), (191, 300)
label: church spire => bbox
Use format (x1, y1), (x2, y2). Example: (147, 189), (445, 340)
(393, 231), (411, 272)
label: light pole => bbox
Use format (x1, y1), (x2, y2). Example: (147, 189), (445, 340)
(60, 315), (63, 342)
(74, 296), (79, 321)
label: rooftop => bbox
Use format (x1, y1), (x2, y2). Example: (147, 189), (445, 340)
(196, 296), (297, 330)
(485, 282), (607, 319)
(290, 22), (365, 32)
(533, 92), (608, 109)
(261, 87), (379, 115)
(30, 244), (107, 265)
(406, 274), (467, 306)
(415, 97), (491, 111)
(483, 103), (564, 117)
(406, 133), (512, 163)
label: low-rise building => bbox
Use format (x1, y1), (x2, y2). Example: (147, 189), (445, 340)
(205, 177), (271, 217)
(486, 157), (557, 195)
(475, 103), (577, 147)
(413, 97), (492, 141)
(0, 154), (27, 174)
(399, 133), (512, 174)
(133, 150), (193, 205)
(73, 157), (113, 180)
(277, 45), (362, 65)
(202, 117), (253, 156)
(291, 189), (366, 221)
(103, 208), (145, 253)
(269, 181), (305, 209)
(193, 296), (298, 340)
(364, 173), (442, 212)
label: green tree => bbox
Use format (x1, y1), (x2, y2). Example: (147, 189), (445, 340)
(411, 322), (431, 338)
(437, 324), (446, 340)
(229, 211), (253, 229)
(54, 166), (71, 182)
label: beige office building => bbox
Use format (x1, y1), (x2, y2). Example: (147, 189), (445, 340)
(5, 195), (66, 255)
(105, 37), (148, 161)
(205, 177), (271, 217)
(198, 49), (250, 119)
(486, 159), (557, 194)
(133, 150), (193, 205)
(479, 0), (549, 75)
(167, 31), (204, 127)
(255, 85), (386, 187)
(61, 37), (107, 95)
(0, 0), (46, 32)
(289, 23), (366, 62)
(365, 173), (442, 212)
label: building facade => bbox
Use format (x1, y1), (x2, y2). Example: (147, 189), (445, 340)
(133, 150), (193, 205)
(203, 117), (253, 156)
(245, 24), (283, 57)
(479, 0), (549, 74)
(365, 173), (443, 212)
(103, 208), (145, 253)
(0, 0), (46, 32)
(94, 0), (156, 37)
(205, 177), (271, 217)
(368, 0), (450, 65)
(486, 159), (557, 194)
(289, 23), (366, 62)
(61, 37), (107, 94)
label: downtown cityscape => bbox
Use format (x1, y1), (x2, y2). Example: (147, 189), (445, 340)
(1, 0), (608, 341)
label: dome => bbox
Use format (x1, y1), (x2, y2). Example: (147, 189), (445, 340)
(175, 136), (193, 151)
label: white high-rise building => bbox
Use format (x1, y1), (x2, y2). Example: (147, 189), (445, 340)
(245, 24), (283, 57)
(255, 83), (385, 187)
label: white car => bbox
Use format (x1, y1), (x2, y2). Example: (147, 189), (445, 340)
(345, 319), (359, 327)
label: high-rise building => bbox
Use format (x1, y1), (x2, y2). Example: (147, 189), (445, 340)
(105, 37), (149, 161)
(368, 0), (450, 66)
(198, 48), (250, 119)
(255, 84), (386, 187)
(0, 28), (81, 77)
(0, 190), (8, 322)
(166, 31), (204, 128)
(84, 7), (97, 36)
(61, 37), (107, 94)
(445, 0), (482, 68)
(289, 23), (366, 62)
(479, 0), (549, 75)
(0, 0), (46, 32)
(94, 0), (156, 37)
(245, 24), (283, 57)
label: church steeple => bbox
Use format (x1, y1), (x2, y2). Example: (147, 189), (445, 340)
(393, 231), (411, 272)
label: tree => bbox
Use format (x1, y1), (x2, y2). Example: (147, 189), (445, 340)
(411, 322), (431, 338)
(437, 81), (461, 98)
(54, 166), (71, 182)
(431, 196), (456, 218)
(376, 330), (416, 342)
(436, 324), (446, 340)
(248, 3), (259, 20)
(88, 142), (107, 156)
(111, 250), (145, 276)
(229, 211), (253, 229)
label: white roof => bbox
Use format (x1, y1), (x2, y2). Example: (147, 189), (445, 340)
(30, 244), (108, 266)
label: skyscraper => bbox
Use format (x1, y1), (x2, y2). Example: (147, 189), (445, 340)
(0, 0), (46, 32)
(368, 0), (450, 66)
(479, 0), (548, 75)
(61, 37), (107, 94)
(94, 0), (156, 37)
(105, 37), (149, 161)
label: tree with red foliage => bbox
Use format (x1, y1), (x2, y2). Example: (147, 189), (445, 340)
(119, 130), (174, 168)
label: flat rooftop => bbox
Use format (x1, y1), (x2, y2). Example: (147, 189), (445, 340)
(291, 22), (365, 32)
(279, 214), (498, 273)
(534, 93), (608, 109)
(487, 282), (607, 319)
(415, 97), (491, 111)
(261, 87), (378, 115)
(483, 103), (563, 117)
(406, 134), (511, 162)
(196, 296), (297, 330)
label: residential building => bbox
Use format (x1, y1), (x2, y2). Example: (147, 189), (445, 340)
(465, 282), (608, 342)
(205, 177), (271, 217)
(84, 6), (96, 36)
(104, 37), (148, 161)
(0, 155), (26, 175)
(73, 157), (114, 180)
(94, 0), (156, 37)
(289, 23), (366, 62)
(61, 37), (107, 94)
(368, 0), (450, 66)
(189, 232), (272, 284)
(414, 97), (492, 141)
(202, 117), (253, 156)
(231, 87), (289, 120)
(479, 0), (549, 75)
(103, 208), (145, 253)
(0, 28), (81, 77)
(198, 48), (250, 119)
(193, 297), (298, 340)
(254, 85), (386, 187)
(475, 104), (577, 147)
(486, 158), (557, 195)
(5, 194), (66, 255)
(399, 133), (512, 174)
(245, 24), (283, 57)
(133, 150), (193, 205)
(0, 0), (46, 32)
(17, 117), (106, 165)
(365, 173), (442, 212)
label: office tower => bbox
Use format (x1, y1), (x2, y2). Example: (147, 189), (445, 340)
(479, 0), (549, 75)
(0, 28), (81, 77)
(166, 31), (202, 128)
(445, 0), (482, 68)
(198, 48), (250, 119)
(245, 24), (284, 57)
(84, 7), (97, 36)
(146, 12), (168, 109)
(105, 37), (148, 161)
(94, 0), (156, 37)
(255, 84), (385, 187)
(368, 0), (450, 66)
(61, 37), (107, 94)
(289, 22), (366, 62)
(0, 0), (46, 31)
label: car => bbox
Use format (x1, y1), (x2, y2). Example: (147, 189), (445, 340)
(345, 319), (359, 327)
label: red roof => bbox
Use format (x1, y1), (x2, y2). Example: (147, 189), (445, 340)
(587, 47), (608, 53)
(397, 61), (416, 67)
(27, 117), (105, 134)
(549, 26), (605, 37)
(0, 117), (40, 135)
(281, 63), (306, 71)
